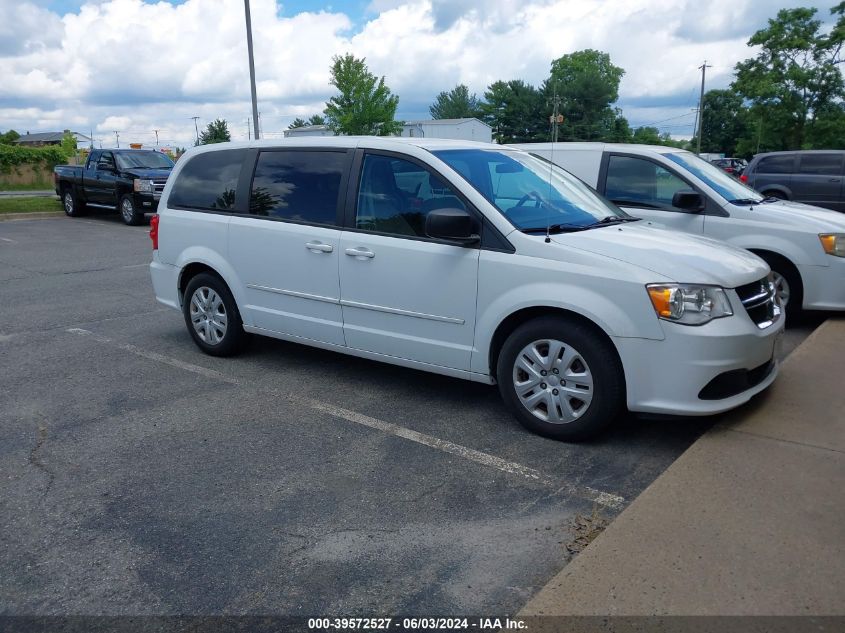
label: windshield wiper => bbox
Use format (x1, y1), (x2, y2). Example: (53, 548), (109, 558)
(729, 198), (762, 205)
(521, 216), (640, 234)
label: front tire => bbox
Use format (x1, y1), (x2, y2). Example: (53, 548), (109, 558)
(756, 253), (803, 322)
(496, 316), (624, 441)
(119, 194), (145, 226)
(182, 273), (246, 357)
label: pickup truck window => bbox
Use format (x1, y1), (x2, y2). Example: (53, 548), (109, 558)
(97, 152), (115, 170)
(116, 151), (174, 170)
(249, 150), (345, 224)
(169, 149), (246, 211)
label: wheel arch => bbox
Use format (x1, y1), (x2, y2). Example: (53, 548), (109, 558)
(759, 185), (792, 200)
(488, 306), (624, 381)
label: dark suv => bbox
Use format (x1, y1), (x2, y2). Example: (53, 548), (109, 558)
(742, 150), (845, 213)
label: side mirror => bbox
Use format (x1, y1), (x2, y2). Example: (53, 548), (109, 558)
(425, 208), (480, 245)
(672, 190), (705, 213)
(97, 162), (114, 172)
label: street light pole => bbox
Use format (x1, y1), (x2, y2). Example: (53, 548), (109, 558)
(244, 0), (260, 141)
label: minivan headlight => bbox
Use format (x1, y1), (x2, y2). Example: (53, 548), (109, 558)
(133, 178), (153, 193)
(646, 284), (733, 325)
(819, 233), (845, 257)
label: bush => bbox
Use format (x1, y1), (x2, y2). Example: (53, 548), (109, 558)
(0, 145), (71, 174)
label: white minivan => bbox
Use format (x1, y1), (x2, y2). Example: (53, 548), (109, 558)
(511, 143), (845, 317)
(150, 138), (784, 440)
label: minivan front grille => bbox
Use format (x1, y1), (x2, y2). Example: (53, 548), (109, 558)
(735, 277), (780, 329)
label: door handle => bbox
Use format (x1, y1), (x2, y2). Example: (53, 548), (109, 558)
(345, 247), (375, 259)
(305, 241), (333, 253)
(829, 178), (841, 183)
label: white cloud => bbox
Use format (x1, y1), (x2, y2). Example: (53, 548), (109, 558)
(0, 0), (841, 146)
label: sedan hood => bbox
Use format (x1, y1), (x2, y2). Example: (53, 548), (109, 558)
(551, 223), (768, 287)
(733, 199), (845, 231)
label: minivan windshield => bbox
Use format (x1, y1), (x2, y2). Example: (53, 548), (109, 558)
(665, 152), (762, 204)
(115, 151), (175, 170)
(433, 149), (634, 233)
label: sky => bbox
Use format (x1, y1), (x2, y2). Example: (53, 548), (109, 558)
(0, 0), (841, 148)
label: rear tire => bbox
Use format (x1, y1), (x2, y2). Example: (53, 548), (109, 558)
(761, 190), (787, 201)
(182, 272), (247, 357)
(119, 194), (145, 226)
(496, 316), (624, 441)
(62, 188), (86, 217)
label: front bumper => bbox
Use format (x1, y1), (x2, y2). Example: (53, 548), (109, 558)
(615, 309), (784, 416)
(799, 257), (845, 311)
(133, 192), (161, 213)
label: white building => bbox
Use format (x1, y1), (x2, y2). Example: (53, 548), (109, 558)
(283, 125), (335, 138)
(400, 118), (492, 143)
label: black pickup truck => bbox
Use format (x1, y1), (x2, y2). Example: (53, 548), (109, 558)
(54, 149), (175, 225)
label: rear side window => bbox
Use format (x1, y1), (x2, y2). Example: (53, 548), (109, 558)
(169, 149), (246, 210)
(249, 151), (346, 225)
(756, 155), (794, 174)
(798, 154), (843, 175)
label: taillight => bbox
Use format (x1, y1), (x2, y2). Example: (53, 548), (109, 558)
(740, 174), (748, 183)
(149, 214), (159, 250)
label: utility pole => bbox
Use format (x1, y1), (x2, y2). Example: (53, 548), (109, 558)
(114, 131), (120, 148)
(153, 129), (160, 146)
(244, 0), (260, 140)
(695, 61), (712, 156)
(246, 118), (251, 140)
(191, 116), (200, 144)
(89, 128), (94, 150)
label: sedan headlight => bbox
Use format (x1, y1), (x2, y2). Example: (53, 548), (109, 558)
(819, 233), (845, 257)
(133, 178), (153, 193)
(646, 284), (733, 325)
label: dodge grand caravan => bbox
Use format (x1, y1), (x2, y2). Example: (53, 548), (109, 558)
(512, 143), (845, 318)
(150, 138), (783, 440)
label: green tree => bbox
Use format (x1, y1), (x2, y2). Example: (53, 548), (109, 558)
(288, 118), (308, 129)
(547, 49), (626, 141)
(733, 6), (845, 150)
(0, 129), (20, 145)
(631, 126), (661, 145)
(323, 54), (402, 136)
(694, 89), (751, 156)
(60, 131), (77, 157)
(429, 84), (481, 119)
(307, 114), (326, 126)
(288, 115), (327, 129)
(198, 119), (231, 145)
(480, 80), (546, 143)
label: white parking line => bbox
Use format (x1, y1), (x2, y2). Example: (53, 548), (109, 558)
(66, 327), (625, 510)
(0, 237), (17, 243)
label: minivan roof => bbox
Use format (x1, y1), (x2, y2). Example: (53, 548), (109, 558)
(509, 142), (686, 155)
(182, 137), (508, 153)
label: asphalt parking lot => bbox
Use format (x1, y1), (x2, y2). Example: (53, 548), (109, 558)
(0, 213), (826, 615)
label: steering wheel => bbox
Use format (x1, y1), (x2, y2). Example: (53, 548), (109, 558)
(514, 191), (544, 208)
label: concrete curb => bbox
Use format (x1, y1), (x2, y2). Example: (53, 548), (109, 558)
(0, 211), (64, 222)
(520, 317), (845, 616)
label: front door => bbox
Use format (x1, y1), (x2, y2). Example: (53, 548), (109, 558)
(228, 149), (351, 347)
(793, 153), (845, 212)
(339, 152), (480, 371)
(87, 151), (117, 204)
(601, 153), (705, 234)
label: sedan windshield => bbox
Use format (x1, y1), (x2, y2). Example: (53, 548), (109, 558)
(115, 151), (175, 170)
(433, 149), (631, 232)
(665, 152), (762, 204)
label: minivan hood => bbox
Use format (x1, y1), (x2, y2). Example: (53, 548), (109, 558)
(551, 223), (768, 287)
(731, 199), (845, 231)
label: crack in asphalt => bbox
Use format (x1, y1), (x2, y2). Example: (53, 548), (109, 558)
(28, 424), (55, 496)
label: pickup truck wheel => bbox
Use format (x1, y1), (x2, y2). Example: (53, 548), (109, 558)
(496, 316), (624, 441)
(119, 194), (145, 226)
(182, 273), (246, 357)
(62, 189), (86, 217)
